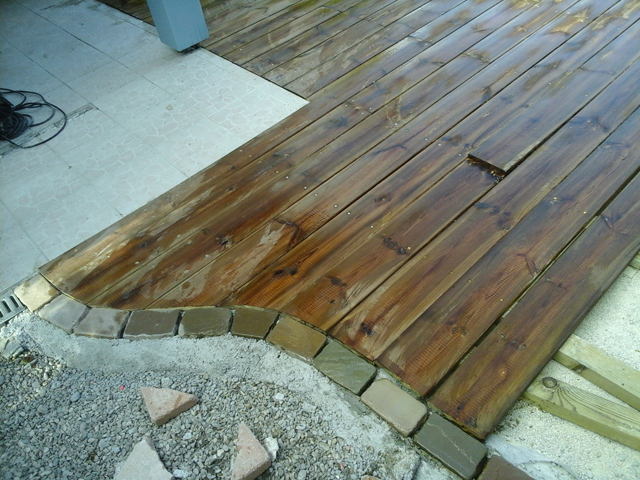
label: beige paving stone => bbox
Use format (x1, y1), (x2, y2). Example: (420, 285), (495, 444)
(414, 413), (486, 480)
(140, 387), (198, 426)
(114, 436), (173, 480)
(360, 378), (427, 436)
(178, 306), (231, 337)
(73, 307), (129, 338)
(37, 294), (88, 334)
(123, 309), (179, 340)
(266, 315), (326, 360)
(231, 306), (278, 339)
(231, 423), (271, 480)
(313, 341), (376, 394)
(13, 274), (60, 311)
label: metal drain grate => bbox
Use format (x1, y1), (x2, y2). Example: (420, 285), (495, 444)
(0, 293), (25, 325)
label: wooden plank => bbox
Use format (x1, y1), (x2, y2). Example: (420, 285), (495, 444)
(367, 0), (436, 27)
(42, 103), (371, 301)
(377, 82), (640, 396)
(266, 0), (484, 85)
(470, 4), (640, 171)
(328, 0), (623, 359)
(554, 335), (640, 411)
(83, 0), (609, 308)
(286, 21), (416, 96)
(272, 0), (579, 328)
(463, 0), (640, 172)
(89, 106), (409, 308)
(227, 161), (496, 310)
(201, 0), (317, 51)
(523, 376), (640, 452)
(219, 6), (341, 62)
(264, 18), (385, 85)
(275, 162), (498, 325)
(269, 0), (504, 86)
(243, 0), (397, 75)
(429, 170), (640, 438)
(350, 0), (560, 113)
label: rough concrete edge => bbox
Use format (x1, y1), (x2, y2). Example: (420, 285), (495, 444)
(13, 275), (493, 479)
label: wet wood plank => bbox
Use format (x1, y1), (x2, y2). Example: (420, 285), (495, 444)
(267, 0), (502, 86)
(430, 167), (640, 438)
(328, 0), (619, 358)
(378, 73), (640, 396)
(244, 0), (397, 75)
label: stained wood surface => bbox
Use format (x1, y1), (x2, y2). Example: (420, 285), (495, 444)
(51, 0), (640, 439)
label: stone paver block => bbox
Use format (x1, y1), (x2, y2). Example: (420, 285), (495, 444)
(478, 455), (534, 480)
(123, 309), (179, 340)
(231, 423), (271, 480)
(266, 315), (326, 360)
(414, 413), (486, 480)
(231, 306), (278, 338)
(141, 387), (198, 426)
(360, 378), (427, 436)
(37, 294), (88, 334)
(73, 307), (129, 338)
(313, 341), (376, 394)
(114, 436), (173, 480)
(14, 274), (60, 312)
(178, 307), (231, 337)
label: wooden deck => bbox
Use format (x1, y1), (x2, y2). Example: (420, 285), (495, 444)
(43, 0), (640, 439)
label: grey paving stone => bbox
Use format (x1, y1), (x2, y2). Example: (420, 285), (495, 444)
(178, 306), (231, 337)
(478, 455), (534, 480)
(13, 274), (60, 312)
(73, 307), (129, 339)
(360, 379), (427, 436)
(123, 309), (179, 340)
(313, 341), (376, 394)
(37, 295), (88, 334)
(266, 315), (326, 361)
(414, 413), (487, 480)
(231, 306), (278, 339)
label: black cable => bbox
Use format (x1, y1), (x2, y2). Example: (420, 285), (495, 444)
(0, 88), (68, 148)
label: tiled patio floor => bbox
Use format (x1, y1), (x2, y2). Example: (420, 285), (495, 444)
(0, 0), (306, 292)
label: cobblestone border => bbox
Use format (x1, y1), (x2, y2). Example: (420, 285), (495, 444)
(13, 274), (532, 480)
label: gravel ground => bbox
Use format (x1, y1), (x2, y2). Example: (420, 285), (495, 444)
(0, 312), (459, 480)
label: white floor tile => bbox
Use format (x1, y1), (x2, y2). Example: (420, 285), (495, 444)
(42, 83), (91, 114)
(44, 107), (119, 155)
(17, 185), (122, 260)
(0, 221), (47, 291)
(152, 119), (242, 177)
(90, 149), (186, 216)
(0, 41), (63, 94)
(67, 60), (140, 102)
(92, 77), (175, 126)
(1, 157), (86, 222)
(0, 144), (59, 186)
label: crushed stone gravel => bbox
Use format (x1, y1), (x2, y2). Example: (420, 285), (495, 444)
(0, 312), (459, 480)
